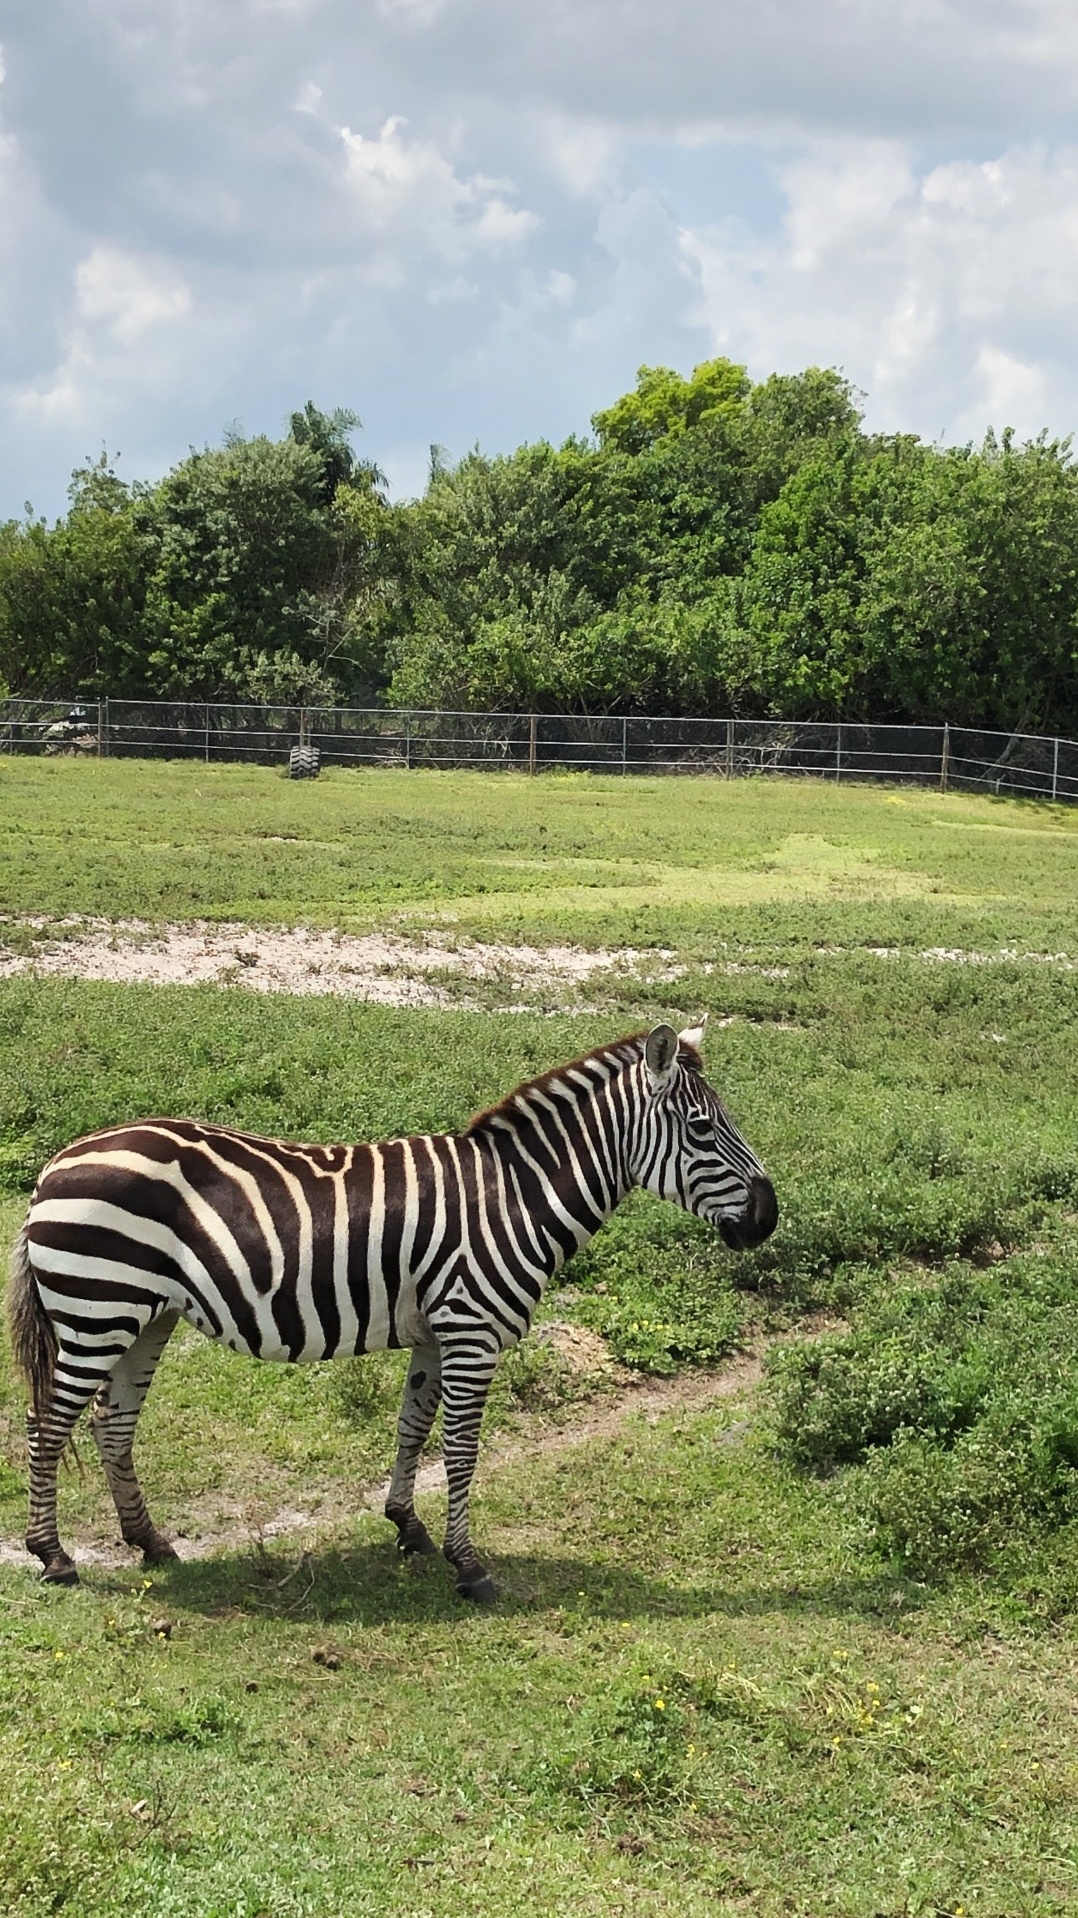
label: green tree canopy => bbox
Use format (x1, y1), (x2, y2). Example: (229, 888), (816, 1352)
(3, 371), (1077, 733)
(592, 358), (750, 455)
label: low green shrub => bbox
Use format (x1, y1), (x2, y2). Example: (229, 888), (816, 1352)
(92, 1694), (241, 1747)
(766, 1269), (1005, 1470)
(489, 1335), (599, 1416)
(329, 1350), (409, 1427)
(853, 1398), (1078, 1579)
(769, 1253), (1078, 1577)
(767, 1335), (991, 1472)
(541, 1664), (804, 1806)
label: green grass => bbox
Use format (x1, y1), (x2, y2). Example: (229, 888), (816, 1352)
(2, 931), (1077, 1544)
(4, 761), (1078, 1911)
(3, 754), (1078, 949)
(4, 1400), (1078, 1916)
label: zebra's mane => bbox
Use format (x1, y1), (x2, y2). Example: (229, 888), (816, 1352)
(466, 1033), (645, 1134)
(465, 1029), (703, 1137)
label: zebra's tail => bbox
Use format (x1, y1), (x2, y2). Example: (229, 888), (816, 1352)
(7, 1222), (56, 1422)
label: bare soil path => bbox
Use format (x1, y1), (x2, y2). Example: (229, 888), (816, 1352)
(2, 918), (1071, 1015)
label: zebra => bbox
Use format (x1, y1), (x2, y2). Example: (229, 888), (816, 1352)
(7, 1021), (777, 1602)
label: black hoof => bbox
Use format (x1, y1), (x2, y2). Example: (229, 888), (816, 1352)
(457, 1573), (497, 1605)
(398, 1521), (437, 1558)
(42, 1561), (79, 1587)
(142, 1539), (180, 1565)
(387, 1507), (437, 1557)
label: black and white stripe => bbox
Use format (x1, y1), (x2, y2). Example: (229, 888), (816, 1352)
(8, 1022), (777, 1599)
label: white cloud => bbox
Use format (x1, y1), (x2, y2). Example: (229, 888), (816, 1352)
(543, 118), (623, 199)
(351, 0), (1078, 141)
(76, 246), (191, 346)
(0, 54), (20, 277)
(376, 0), (452, 22)
(684, 139), (1078, 442)
(427, 274), (480, 304)
(77, 0), (1078, 149)
(8, 4), (1078, 517)
(16, 248), (194, 427)
(544, 268), (576, 307)
(974, 343), (1048, 426)
(339, 116), (538, 263)
(571, 189), (698, 349)
(0, 45), (72, 370)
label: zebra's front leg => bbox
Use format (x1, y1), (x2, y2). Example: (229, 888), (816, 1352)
(385, 1342), (442, 1558)
(439, 1337), (499, 1604)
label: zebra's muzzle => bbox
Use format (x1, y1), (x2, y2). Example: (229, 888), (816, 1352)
(718, 1174), (778, 1251)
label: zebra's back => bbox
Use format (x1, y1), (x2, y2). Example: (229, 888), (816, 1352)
(25, 1117), (437, 1363)
(26, 1114), (555, 1365)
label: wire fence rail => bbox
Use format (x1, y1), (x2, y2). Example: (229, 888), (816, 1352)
(2, 698), (1077, 804)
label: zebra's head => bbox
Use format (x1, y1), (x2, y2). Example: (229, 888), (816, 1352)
(631, 1021), (778, 1251)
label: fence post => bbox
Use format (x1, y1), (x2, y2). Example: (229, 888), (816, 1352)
(940, 722), (950, 794)
(204, 703), (211, 764)
(1053, 735), (1060, 802)
(528, 713), (537, 776)
(621, 715), (628, 775)
(725, 717), (734, 780)
(836, 722), (842, 784)
(405, 712), (412, 771)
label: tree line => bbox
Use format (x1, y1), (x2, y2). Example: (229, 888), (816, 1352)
(3, 368), (1077, 732)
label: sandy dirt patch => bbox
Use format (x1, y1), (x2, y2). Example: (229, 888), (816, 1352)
(0, 918), (673, 1010)
(1, 919), (1070, 1014)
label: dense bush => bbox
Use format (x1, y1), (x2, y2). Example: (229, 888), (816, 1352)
(0, 410), (391, 704)
(565, 1196), (743, 1373)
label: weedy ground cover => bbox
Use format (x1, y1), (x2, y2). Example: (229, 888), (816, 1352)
(2, 763), (1078, 1912)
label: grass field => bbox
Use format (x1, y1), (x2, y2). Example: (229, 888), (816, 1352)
(3, 761), (1078, 1915)
(3, 753), (1078, 948)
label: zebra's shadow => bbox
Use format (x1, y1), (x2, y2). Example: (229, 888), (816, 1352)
(99, 1536), (918, 1627)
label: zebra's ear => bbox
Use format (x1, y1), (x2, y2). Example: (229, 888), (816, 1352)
(678, 1014), (707, 1053)
(645, 1023), (680, 1091)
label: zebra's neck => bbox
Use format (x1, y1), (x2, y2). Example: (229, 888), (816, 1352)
(466, 1038), (642, 1270)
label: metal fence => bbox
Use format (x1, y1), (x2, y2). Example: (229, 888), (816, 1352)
(2, 698), (1077, 803)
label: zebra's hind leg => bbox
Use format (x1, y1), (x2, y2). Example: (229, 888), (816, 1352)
(25, 1406), (86, 1585)
(385, 1341), (442, 1557)
(439, 1337), (499, 1604)
(90, 1310), (180, 1564)
(26, 1331), (139, 1586)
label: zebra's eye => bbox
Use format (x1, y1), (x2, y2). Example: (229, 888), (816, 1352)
(686, 1118), (714, 1145)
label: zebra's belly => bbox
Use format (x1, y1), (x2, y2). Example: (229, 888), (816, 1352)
(182, 1267), (432, 1363)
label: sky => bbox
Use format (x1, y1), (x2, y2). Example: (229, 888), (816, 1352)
(3, 0), (1078, 519)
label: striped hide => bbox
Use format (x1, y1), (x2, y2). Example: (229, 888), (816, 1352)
(8, 1021), (777, 1601)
